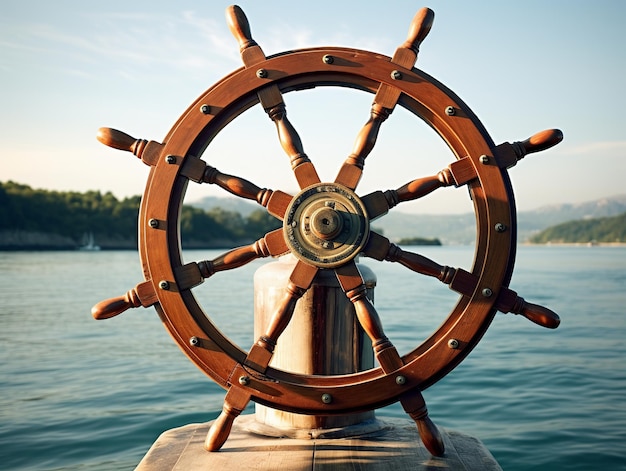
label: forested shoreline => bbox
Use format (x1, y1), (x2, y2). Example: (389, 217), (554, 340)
(529, 212), (626, 244)
(0, 181), (280, 250)
(2, 181), (625, 250)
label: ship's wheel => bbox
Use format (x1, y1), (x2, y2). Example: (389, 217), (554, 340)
(92, 5), (562, 457)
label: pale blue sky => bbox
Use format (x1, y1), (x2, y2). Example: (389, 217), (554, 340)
(2, 1), (624, 214)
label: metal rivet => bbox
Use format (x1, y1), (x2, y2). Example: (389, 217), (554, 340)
(324, 201), (335, 208)
(322, 241), (334, 249)
(189, 336), (199, 346)
(445, 106), (456, 116)
(200, 104), (211, 114)
(391, 70), (402, 80)
(321, 393), (333, 404)
(482, 287), (493, 297)
(479, 155), (490, 165)
(395, 375), (407, 385)
(256, 68), (268, 78)
(238, 376), (250, 386)
(322, 54), (334, 64)
(495, 223), (507, 233)
(148, 218), (159, 228)
(165, 155), (176, 164)
(159, 280), (170, 290)
(448, 338), (460, 349)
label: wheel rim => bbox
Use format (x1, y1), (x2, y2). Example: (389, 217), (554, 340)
(140, 46), (514, 414)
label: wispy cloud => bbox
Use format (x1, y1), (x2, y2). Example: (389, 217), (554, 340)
(569, 141), (626, 156)
(0, 10), (241, 81)
(1, 6), (394, 84)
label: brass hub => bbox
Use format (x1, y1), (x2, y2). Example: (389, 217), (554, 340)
(310, 207), (343, 240)
(283, 183), (369, 268)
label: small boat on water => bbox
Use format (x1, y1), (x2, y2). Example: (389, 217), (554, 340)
(78, 232), (100, 251)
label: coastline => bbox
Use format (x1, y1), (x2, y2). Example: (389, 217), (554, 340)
(0, 230), (253, 251)
(2, 230), (625, 251)
(522, 241), (626, 247)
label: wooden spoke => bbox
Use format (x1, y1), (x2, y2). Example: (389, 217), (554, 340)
(496, 287), (561, 329)
(96, 127), (162, 167)
(205, 385), (251, 452)
(494, 129), (564, 169)
(335, 262), (392, 356)
(363, 234), (480, 299)
(244, 261), (318, 373)
(226, 5), (320, 189)
(267, 103), (321, 189)
(174, 230), (288, 291)
(334, 261), (412, 393)
(263, 260), (318, 341)
(202, 165), (274, 207)
(363, 234), (560, 328)
(195, 229), (287, 279)
(189, 160), (293, 220)
(361, 157), (477, 220)
(363, 233), (456, 283)
(334, 104), (391, 189)
(91, 281), (157, 320)
(334, 8), (434, 191)
(400, 391), (445, 457)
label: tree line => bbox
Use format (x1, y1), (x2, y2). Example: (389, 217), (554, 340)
(530, 212), (626, 244)
(0, 181), (281, 249)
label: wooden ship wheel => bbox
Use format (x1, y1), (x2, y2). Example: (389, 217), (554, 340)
(92, 5), (562, 458)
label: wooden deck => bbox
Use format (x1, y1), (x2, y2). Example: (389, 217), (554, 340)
(136, 415), (501, 470)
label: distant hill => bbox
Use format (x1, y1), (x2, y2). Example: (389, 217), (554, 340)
(529, 212), (626, 244)
(189, 194), (626, 245)
(189, 195), (262, 217)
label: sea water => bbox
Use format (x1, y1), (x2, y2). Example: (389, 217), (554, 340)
(0, 246), (624, 470)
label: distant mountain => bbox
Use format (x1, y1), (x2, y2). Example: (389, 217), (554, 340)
(189, 194), (626, 245)
(518, 194), (626, 229)
(189, 195), (261, 217)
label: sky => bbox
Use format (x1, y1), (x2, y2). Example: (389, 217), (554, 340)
(2, 0), (625, 215)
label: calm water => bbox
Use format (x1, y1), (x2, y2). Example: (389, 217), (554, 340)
(0, 246), (624, 470)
